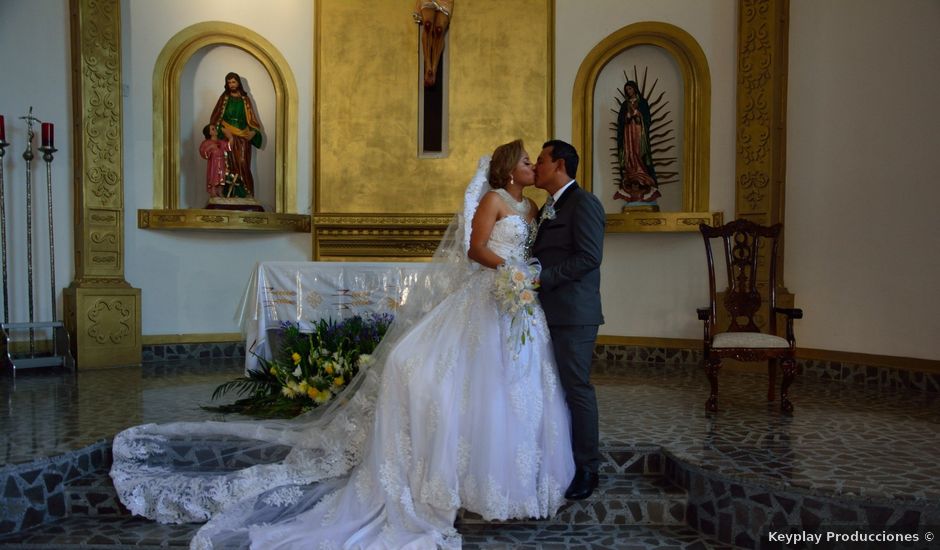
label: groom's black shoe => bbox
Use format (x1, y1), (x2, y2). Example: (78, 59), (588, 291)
(564, 469), (599, 500)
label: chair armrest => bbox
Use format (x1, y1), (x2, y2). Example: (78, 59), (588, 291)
(773, 307), (803, 319)
(697, 307), (711, 321)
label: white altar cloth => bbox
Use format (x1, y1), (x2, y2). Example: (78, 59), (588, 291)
(240, 261), (432, 372)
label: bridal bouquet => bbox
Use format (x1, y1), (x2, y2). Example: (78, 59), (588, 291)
(208, 314), (393, 418)
(493, 259), (541, 351)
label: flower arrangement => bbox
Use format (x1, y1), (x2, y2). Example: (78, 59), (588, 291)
(493, 259), (541, 350)
(206, 314), (393, 418)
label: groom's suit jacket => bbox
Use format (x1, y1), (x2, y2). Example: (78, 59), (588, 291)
(532, 182), (605, 326)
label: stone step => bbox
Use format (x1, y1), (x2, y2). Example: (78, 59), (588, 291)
(460, 523), (736, 549)
(599, 443), (665, 475)
(0, 515), (198, 549)
(65, 471), (129, 518)
(0, 517), (734, 549)
(458, 472), (687, 526)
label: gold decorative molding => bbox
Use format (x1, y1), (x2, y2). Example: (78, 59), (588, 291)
(572, 21), (717, 232)
(150, 21), (299, 217)
(138, 209), (310, 232)
(142, 332), (242, 345)
(67, 0), (142, 368)
(605, 211), (724, 233)
(735, 0), (789, 284)
(313, 214), (452, 261)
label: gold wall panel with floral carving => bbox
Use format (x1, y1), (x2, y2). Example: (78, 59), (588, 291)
(735, 0), (791, 294)
(64, 286), (142, 368)
(66, 0), (143, 368)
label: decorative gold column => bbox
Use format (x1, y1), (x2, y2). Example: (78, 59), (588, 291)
(734, 0), (793, 333)
(64, 0), (142, 368)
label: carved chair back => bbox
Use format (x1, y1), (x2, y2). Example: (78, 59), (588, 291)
(700, 219), (782, 335)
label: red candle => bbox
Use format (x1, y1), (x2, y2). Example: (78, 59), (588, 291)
(41, 122), (54, 148)
(0, 115), (5, 142)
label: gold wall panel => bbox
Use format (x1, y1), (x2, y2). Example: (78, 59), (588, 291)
(315, 0), (553, 221)
(67, 0), (142, 368)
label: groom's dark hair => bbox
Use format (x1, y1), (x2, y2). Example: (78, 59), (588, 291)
(543, 139), (579, 179)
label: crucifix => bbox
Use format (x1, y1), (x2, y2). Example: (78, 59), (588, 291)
(413, 0), (453, 155)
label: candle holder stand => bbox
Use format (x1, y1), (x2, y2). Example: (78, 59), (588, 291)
(0, 107), (74, 372)
(0, 137), (9, 325)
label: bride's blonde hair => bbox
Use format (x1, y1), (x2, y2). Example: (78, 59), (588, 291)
(487, 139), (525, 189)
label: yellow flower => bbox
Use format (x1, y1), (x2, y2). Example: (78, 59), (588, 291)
(281, 386), (297, 399)
(307, 387), (320, 399)
(314, 390), (332, 404)
(269, 367), (277, 376)
(325, 364), (334, 375)
(333, 376), (345, 387)
(291, 352), (301, 364)
(298, 380), (309, 393)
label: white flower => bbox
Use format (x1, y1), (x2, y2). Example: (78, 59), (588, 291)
(519, 289), (535, 305)
(539, 203), (556, 224)
(292, 366), (302, 377)
(493, 260), (541, 351)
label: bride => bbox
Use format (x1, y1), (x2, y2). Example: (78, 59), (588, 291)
(110, 140), (575, 549)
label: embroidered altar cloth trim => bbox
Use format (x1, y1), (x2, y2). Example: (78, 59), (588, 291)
(240, 261), (432, 372)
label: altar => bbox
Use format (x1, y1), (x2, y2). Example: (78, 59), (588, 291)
(240, 261), (432, 372)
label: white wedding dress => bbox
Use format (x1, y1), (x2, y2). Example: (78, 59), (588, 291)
(110, 158), (574, 549)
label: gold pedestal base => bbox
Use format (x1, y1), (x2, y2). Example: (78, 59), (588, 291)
(64, 284), (142, 369)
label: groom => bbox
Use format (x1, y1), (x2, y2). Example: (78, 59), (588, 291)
(532, 139), (605, 500)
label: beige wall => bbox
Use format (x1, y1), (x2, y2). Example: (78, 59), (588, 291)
(0, 0), (73, 326)
(786, 0), (940, 359)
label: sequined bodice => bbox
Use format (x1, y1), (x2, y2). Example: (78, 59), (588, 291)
(487, 214), (535, 261)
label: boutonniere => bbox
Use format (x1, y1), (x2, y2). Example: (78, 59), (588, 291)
(539, 202), (556, 224)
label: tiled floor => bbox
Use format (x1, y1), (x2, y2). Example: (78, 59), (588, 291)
(590, 364), (940, 504)
(0, 360), (250, 466)
(1, 358), (938, 549)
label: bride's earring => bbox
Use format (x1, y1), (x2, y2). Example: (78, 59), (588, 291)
(509, 175), (515, 187)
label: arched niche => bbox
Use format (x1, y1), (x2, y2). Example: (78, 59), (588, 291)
(572, 22), (720, 232)
(141, 21), (308, 232)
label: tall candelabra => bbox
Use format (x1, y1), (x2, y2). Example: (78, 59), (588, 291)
(0, 107), (62, 361)
(0, 116), (8, 326)
(20, 109), (39, 351)
(39, 130), (58, 323)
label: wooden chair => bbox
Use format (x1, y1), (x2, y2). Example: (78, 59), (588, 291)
(697, 219), (803, 413)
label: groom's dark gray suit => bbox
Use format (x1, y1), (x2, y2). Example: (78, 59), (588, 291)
(532, 182), (605, 473)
